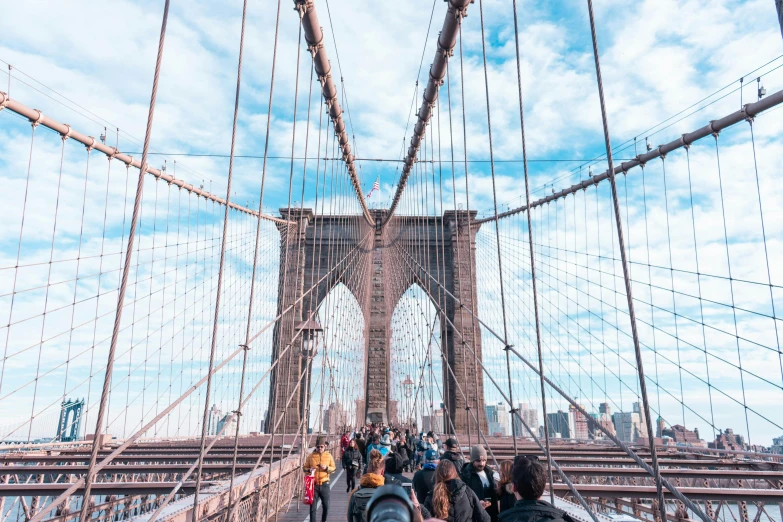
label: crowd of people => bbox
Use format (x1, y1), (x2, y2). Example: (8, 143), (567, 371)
(303, 424), (576, 522)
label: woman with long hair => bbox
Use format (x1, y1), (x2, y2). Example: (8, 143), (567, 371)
(424, 460), (490, 522)
(342, 439), (363, 492)
(497, 460), (516, 512)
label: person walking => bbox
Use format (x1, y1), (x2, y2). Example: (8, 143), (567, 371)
(347, 449), (385, 522)
(303, 436), (336, 522)
(355, 432), (367, 463)
(365, 434), (381, 466)
(412, 449), (439, 504)
(440, 438), (465, 474)
(384, 442), (410, 485)
(497, 460), (516, 512)
(342, 439), (363, 492)
(461, 445), (499, 522)
(379, 433), (392, 457)
(424, 460), (490, 522)
(498, 456), (575, 522)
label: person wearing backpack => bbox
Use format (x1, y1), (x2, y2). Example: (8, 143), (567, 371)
(347, 449), (385, 522)
(498, 456), (576, 522)
(342, 439), (363, 492)
(424, 460), (490, 522)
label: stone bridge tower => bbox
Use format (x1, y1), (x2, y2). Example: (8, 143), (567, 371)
(267, 208), (487, 435)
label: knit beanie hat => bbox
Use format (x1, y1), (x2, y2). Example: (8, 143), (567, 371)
(445, 437), (459, 449)
(470, 444), (487, 462)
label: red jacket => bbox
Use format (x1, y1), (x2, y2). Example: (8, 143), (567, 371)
(340, 434), (350, 450)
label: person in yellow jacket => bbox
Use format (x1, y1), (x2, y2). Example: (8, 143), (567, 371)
(304, 436), (336, 522)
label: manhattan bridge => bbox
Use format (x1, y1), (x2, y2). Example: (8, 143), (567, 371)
(1, 1), (783, 522)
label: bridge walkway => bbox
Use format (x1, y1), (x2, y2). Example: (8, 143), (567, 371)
(274, 469), (349, 522)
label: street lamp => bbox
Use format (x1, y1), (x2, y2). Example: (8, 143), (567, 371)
(402, 375), (414, 426)
(296, 319), (323, 359)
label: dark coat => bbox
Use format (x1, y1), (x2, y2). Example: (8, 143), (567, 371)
(424, 478), (491, 522)
(412, 467), (436, 503)
(461, 463), (499, 522)
(342, 448), (363, 470)
(498, 483), (516, 513)
(384, 450), (406, 475)
(498, 500), (576, 522)
(355, 437), (366, 459)
(441, 450), (465, 474)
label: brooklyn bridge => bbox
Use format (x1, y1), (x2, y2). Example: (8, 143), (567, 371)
(1, 1), (783, 521)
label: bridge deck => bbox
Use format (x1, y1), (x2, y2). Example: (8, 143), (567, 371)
(275, 469), (350, 522)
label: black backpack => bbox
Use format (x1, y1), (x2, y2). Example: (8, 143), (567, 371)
(350, 487), (376, 522)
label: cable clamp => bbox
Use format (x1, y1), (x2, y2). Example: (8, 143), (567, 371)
(657, 146), (667, 161)
(707, 120), (720, 139)
(503, 344), (514, 352)
(109, 147), (119, 161)
(86, 137), (96, 153)
(634, 155), (646, 168)
(61, 124), (72, 142)
(31, 109), (44, 128)
(232, 409), (243, 417)
(239, 343), (251, 351)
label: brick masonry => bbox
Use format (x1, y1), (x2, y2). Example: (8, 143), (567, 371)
(267, 209), (486, 435)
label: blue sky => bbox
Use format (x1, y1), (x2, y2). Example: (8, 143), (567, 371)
(0, 0), (782, 445)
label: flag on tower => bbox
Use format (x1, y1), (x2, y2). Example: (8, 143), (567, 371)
(366, 176), (380, 198)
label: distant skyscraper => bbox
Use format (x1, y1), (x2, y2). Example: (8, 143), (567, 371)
(612, 411), (644, 442)
(569, 404), (589, 439)
(323, 402), (347, 435)
(513, 403), (538, 437)
(485, 404), (499, 424)
(216, 413), (238, 437)
(547, 410), (571, 438)
(497, 403), (509, 436)
(207, 404), (222, 436)
(422, 408), (444, 433)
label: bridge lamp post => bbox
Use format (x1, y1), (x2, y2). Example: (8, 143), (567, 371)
(296, 319), (322, 440)
(402, 375), (415, 427)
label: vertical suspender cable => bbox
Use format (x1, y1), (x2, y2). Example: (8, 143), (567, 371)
(193, 0), (249, 511)
(509, 0), (554, 499)
(585, 2), (669, 520)
(476, 0), (515, 456)
(79, 2), (170, 520)
(226, 0), (283, 511)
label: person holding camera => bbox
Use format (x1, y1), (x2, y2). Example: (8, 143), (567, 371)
(461, 445), (499, 522)
(498, 456), (575, 522)
(424, 460), (490, 522)
(303, 436), (336, 522)
(343, 439), (364, 492)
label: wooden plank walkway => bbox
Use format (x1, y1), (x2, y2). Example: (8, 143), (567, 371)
(274, 469), (349, 522)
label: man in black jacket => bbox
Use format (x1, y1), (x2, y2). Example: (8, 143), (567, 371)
(461, 445), (499, 522)
(412, 449), (439, 503)
(440, 437), (465, 474)
(499, 455), (575, 522)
